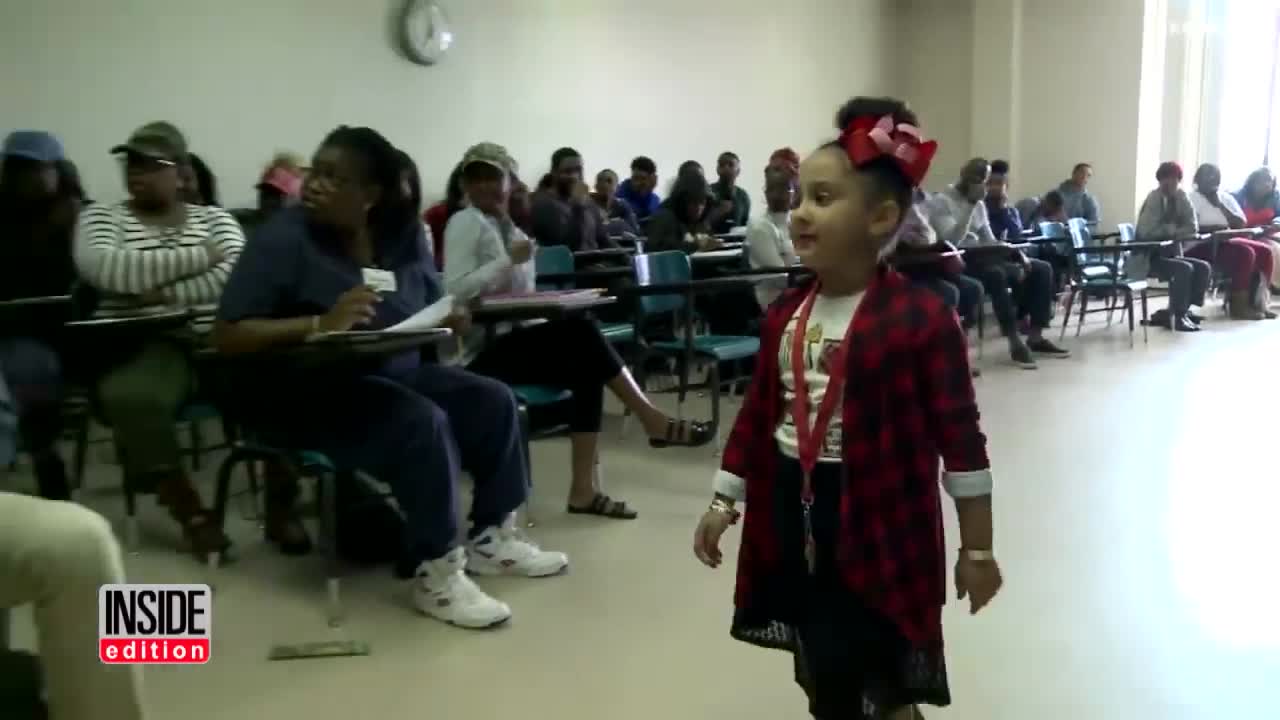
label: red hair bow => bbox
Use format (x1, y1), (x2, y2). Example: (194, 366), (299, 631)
(840, 114), (938, 187)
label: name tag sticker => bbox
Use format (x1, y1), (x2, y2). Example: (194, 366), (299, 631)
(362, 268), (397, 293)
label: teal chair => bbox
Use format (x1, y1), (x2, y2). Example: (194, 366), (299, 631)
(632, 251), (759, 446)
(535, 245), (635, 343)
(1057, 220), (1149, 344)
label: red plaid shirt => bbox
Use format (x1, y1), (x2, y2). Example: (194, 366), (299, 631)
(722, 269), (990, 648)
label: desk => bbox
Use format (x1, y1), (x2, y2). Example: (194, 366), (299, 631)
(690, 248), (744, 263)
(0, 295), (74, 335)
(573, 247), (633, 263)
(472, 296), (617, 323)
(538, 267), (633, 288)
(891, 250), (963, 267)
(63, 310), (194, 338)
(625, 273), (787, 298)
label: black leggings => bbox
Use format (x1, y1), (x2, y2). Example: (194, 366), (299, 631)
(468, 316), (624, 433)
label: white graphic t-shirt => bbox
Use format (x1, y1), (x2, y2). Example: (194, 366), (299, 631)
(775, 290), (865, 463)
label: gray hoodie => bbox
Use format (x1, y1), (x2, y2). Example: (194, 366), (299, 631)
(1056, 180), (1100, 223)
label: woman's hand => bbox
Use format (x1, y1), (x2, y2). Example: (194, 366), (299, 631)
(318, 286), (380, 333)
(693, 509), (735, 568)
(954, 555), (1003, 614)
(442, 306), (472, 335)
(508, 237), (534, 265)
(694, 234), (722, 252)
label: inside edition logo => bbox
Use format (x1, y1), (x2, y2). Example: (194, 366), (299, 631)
(99, 584), (212, 664)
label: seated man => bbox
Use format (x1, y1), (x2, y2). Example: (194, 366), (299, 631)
(745, 165), (797, 308)
(985, 160), (1024, 240)
(895, 189), (984, 332)
(926, 158), (1069, 368)
(1, 377), (147, 720)
(0, 131), (82, 501)
(1135, 162), (1211, 331)
(530, 147), (616, 251)
(1055, 162), (1100, 223)
(616, 156), (660, 221)
(590, 168), (639, 237)
(708, 151), (751, 234)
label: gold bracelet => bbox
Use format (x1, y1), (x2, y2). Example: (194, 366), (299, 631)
(960, 549), (995, 562)
(709, 498), (740, 524)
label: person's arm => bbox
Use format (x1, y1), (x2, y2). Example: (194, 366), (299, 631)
(925, 194), (966, 247)
(73, 204), (212, 294)
(159, 209), (245, 306)
(211, 219), (307, 355)
(1084, 193), (1100, 223)
(745, 221), (785, 270)
(737, 188), (752, 228)
(1134, 193), (1166, 241)
(1176, 192), (1199, 237)
(617, 200), (639, 235)
(1007, 207), (1025, 238)
(645, 209), (693, 253)
(1221, 192), (1247, 229)
(443, 211), (517, 302)
(916, 305), (993, 550)
(712, 306), (784, 505)
(509, 225), (538, 294)
(974, 202), (999, 246)
(530, 197), (567, 248)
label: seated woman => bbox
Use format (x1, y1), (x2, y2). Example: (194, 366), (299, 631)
(73, 122), (244, 558)
(1187, 163), (1274, 320)
(213, 127), (568, 629)
(1135, 162), (1212, 331)
(442, 142), (712, 520)
(645, 172), (721, 254)
(1236, 167), (1280, 291)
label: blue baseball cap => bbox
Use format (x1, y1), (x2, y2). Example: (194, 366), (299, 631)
(1, 131), (65, 163)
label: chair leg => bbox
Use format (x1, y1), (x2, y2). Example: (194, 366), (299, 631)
(318, 471), (344, 629)
(710, 362), (723, 456)
(1059, 288), (1077, 341)
(976, 301), (985, 359)
(188, 421), (203, 472)
(1125, 291), (1135, 347)
(1075, 290), (1090, 337)
(1105, 287), (1117, 327)
(518, 405), (535, 528)
(1141, 290), (1149, 344)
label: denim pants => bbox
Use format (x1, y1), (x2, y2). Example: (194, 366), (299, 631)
(965, 258), (1054, 334)
(252, 363), (529, 571)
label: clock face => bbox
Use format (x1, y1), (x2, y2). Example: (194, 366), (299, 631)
(401, 0), (454, 66)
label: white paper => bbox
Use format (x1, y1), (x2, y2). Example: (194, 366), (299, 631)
(384, 295), (455, 333)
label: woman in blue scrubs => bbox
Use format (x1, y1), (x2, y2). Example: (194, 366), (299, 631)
(213, 126), (565, 630)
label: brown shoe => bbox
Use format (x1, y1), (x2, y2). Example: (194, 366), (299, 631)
(155, 472), (231, 561)
(1230, 290), (1264, 320)
(264, 461), (312, 556)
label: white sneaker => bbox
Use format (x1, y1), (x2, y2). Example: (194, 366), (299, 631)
(466, 522), (569, 578)
(412, 547), (512, 629)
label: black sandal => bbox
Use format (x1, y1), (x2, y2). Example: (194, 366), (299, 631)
(648, 418), (714, 448)
(567, 493), (638, 520)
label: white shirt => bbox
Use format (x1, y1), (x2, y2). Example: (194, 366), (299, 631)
(442, 207), (537, 364)
(924, 185), (997, 248)
(745, 211), (795, 308)
(1189, 188), (1245, 230)
(774, 290), (865, 463)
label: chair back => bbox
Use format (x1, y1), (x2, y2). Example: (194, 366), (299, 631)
(1066, 217), (1104, 266)
(1115, 222), (1147, 279)
(1038, 221), (1067, 239)
(535, 245), (574, 290)
(632, 251), (690, 316)
(1016, 196), (1041, 225)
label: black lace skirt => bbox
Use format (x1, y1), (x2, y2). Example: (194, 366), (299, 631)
(730, 453), (951, 719)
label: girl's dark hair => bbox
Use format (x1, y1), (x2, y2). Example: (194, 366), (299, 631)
(550, 147), (580, 171)
(320, 125), (416, 235)
(823, 96), (919, 214)
(444, 161), (466, 218)
(188, 153), (219, 206)
(1156, 161), (1183, 182)
(677, 160), (703, 178)
(395, 149), (423, 214)
(667, 172), (709, 224)
(56, 159), (87, 203)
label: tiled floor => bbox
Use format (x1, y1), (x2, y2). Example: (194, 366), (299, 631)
(7, 307), (1280, 719)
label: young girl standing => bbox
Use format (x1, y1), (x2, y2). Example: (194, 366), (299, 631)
(692, 97), (1003, 720)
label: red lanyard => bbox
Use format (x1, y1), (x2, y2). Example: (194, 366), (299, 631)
(790, 285), (859, 572)
(790, 285), (859, 498)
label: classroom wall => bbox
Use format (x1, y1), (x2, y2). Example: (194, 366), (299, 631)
(901, 0), (1153, 224)
(0, 0), (898, 210)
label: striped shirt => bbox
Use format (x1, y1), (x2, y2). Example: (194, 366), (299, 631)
(73, 202), (244, 332)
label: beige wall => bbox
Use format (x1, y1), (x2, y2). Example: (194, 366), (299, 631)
(0, 0), (897, 209)
(901, 0), (1154, 224)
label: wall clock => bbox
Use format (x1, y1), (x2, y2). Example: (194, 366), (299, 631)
(399, 0), (453, 66)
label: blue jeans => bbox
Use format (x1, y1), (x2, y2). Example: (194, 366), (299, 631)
(0, 338), (69, 499)
(251, 363), (529, 571)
